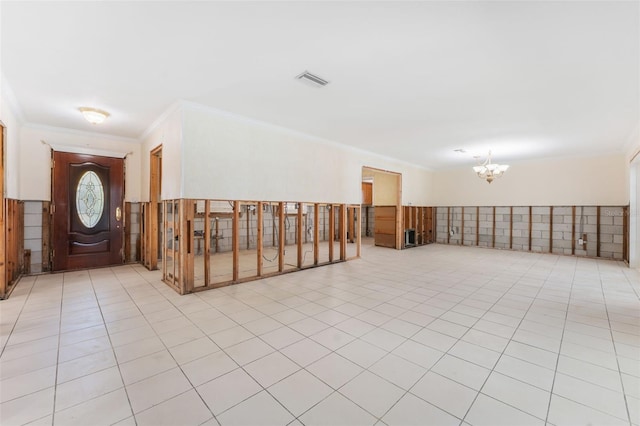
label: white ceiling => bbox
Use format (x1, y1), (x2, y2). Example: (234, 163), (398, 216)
(2, 1), (638, 169)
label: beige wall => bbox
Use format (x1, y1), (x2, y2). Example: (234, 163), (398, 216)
(372, 171), (399, 206)
(179, 103), (432, 205)
(1, 76), (21, 199)
(140, 105), (183, 201)
(431, 154), (628, 206)
(18, 125), (142, 202)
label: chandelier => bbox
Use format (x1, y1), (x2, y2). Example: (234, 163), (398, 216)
(473, 151), (509, 183)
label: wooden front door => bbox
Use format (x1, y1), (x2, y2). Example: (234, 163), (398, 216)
(52, 152), (124, 271)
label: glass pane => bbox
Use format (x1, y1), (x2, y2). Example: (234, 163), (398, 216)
(76, 171), (104, 228)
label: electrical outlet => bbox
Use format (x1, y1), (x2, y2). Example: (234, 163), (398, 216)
(578, 239), (584, 245)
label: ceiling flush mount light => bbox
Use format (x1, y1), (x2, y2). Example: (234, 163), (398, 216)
(79, 107), (110, 124)
(473, 151), (509, 184)
(296, 70), (329, 87)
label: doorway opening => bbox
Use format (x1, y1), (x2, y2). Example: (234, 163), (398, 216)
(362, 166), (403, 249)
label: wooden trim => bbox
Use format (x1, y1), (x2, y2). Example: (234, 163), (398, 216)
(623, 205), (629, 262)
(124, 203), (131, 262)
(461, 207), (465, 246)
(204, 201), (211, 285)
(278, 202), (285, 272)
(476, 206), (479, 246)
(596, 206), (601, 257)
(395, 174), (403, 250)
(233, 201), (240, 281)
(492, 207), (496, 248)
(571, 206), (576, 255)
(549, 206), (553, 253)
(257, 202), (263, 276)
(314, 204), (319, 265)
(528, 206), (532, 251)
(340, 205), (347, 261)
(447, 207), (451, 244)
(147, 145), (162, 271)
(328, 205), (335, 262)
(356, 206), (362, 258)
(509, 206), (513, 249)
(41, 201), (51, 272)
(0, 125), (4, 295)
(297, 203), (303, 268)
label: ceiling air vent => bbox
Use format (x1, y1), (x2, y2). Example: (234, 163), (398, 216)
(296, 71), (329, 87)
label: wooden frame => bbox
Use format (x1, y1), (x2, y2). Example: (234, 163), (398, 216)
(0, 123), (4, 295)
(362, 166), (403, 249)
(145, 145), (162, 270)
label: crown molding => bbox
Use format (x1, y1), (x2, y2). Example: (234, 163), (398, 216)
(179, 100), (433, 172)
(22, 121), (140, 144)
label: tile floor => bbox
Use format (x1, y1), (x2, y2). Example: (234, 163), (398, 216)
(1, 244), (639, 426)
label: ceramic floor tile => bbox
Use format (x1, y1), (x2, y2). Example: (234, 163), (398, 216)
(336, 339), (387, 368)
(311, 327), (356, 351)
(334, 318), (377, 337)
(306, 353), (364, 389)
(481, 371), (550, 420)
(168, 336), (219, 365)
(494, 354), (555, 391)
(196, 368), (262, 415)
(54, 366), (123, 412)
(448, 340), (501, 369)
(557, 354), (624, 392)
(410, 371), (477, 419)
(280, 338), (331, 367)
(0, 387), (54, 426)
(208, 326), (254, 349)
(0, 366), (56, 404)
(465, 393), (545, 426)
(126, 367), (193, 413)
(261, 326), (305, 350)
(119, 350), (177, 385)
(53, 388), (132, 426)
(56, 349), (116, 384)
(369, 353), (427, 390)
(382, 393), (460, 426)
(547, 394), (629, 426)
(289, 317), (330, 336)
(299, 391), (377, 426)
(134, 389), (213, 426)
(431, 354), (491, 391)
(217, 390), (294, 425)
(410, 328), (458, 352)
(552, 372), (628, 421)
(225, 337), (275, 365)
(391, 340), (444, 369)
(244, 351), (300, 388)
(360, 328), (406, 352)
(339, 370), (405, 418)
(502, 340), (558, 370)
(268, 369), (333, 416)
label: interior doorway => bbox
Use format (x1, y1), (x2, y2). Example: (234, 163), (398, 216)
(51, 151), (125, 271)
(362, 166), (402, 249)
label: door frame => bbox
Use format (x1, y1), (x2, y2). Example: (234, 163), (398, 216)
(362, 166), (403, 249)
(0, 122), (5, 293)
(145, 145), (162, 270)
(51, 151), (125, 271)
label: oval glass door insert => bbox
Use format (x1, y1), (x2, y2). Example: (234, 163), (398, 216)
(76, 171), (104, 228)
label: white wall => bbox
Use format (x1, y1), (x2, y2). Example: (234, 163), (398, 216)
(1, 76), (21, 199)
(19, 125), (142, 201)
(431, 154), (628, 206)
(180, 103), (433, 205)
(140, 105), (183, 201)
